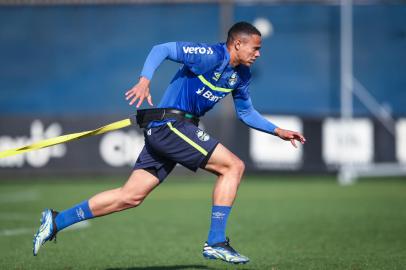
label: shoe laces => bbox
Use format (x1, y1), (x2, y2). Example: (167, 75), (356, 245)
(49, 210), (59, 243)
(223, 237), (237, 253)
(50, 233), (57, 243)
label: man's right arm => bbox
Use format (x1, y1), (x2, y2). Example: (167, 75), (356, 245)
(141, 41), (219, 78)
(140, 42), (179, 80)
(126, 41), (218, 107)
(125, 42), (178, 108)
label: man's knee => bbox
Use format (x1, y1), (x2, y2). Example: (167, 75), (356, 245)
(225, 157), (245, 178)
(235, 158), (245, 175)
(232, 158), (245, 178)
(205, 144), (245, 179)
(115, 169), (159, 211)
(118, 192), (146, 209)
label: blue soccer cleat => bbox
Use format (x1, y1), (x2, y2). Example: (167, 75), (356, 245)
(33, 209), (58, 256)
(202, 237), (250, 264)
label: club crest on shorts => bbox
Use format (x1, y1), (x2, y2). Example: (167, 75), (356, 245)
(196, 129), (210, 141)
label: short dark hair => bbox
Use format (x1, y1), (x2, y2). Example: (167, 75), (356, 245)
(226, 21), (261, 45)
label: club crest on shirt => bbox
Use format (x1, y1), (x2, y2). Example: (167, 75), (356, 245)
(196, 129), (210, 141)
(228, 72), (238, 86)
(212, 72), (221, 81)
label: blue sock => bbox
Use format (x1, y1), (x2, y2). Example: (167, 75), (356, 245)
(55, 200), (94, 232)
(207, 205), (232, 245)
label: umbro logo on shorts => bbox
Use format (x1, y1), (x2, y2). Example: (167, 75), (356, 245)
(196, 129), (210, 141)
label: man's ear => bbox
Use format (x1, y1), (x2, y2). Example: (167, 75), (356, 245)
(234, 39), (241, 50)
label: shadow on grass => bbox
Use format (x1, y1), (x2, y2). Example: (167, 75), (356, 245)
(106, 265), (209, 270)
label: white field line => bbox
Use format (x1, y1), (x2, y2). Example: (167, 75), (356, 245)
(0, 227), (33, 236)
(0, 190), (40, 203)
(65, 220), (91, 231)
(0, 213), (35, 221)
(0, 220), (91, 237)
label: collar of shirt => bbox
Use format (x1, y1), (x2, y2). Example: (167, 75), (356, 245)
(221, 43), (231, 70)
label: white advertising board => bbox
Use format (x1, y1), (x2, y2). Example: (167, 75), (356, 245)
(250, 116), (303, 169)
(322, 118), (373, 165)
(396, 119), (406, 163)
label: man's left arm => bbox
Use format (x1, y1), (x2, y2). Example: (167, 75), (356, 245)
(234, 96), (306, 148)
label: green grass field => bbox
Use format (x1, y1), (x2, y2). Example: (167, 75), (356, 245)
(0, 175), (405, 270)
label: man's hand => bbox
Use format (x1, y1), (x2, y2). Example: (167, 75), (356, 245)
(275, 128), (306, 148)
(125, 76), (153, 108)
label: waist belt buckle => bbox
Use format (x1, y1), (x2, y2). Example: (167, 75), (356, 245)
(160, 110), (166, 121)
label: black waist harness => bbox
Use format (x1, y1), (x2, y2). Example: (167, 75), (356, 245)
(135, 108), (200, 128)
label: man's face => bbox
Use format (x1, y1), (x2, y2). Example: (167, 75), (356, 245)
(235, 34), (262, 66)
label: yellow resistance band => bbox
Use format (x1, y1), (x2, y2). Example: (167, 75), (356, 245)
(0, 118), (132, 159)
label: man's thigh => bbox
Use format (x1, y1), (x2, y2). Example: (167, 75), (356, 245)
(133, 144), (176, 183)
(121, 169), (160, 198)
(203, 143), (241, 175)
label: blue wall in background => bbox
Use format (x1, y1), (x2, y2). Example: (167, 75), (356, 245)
(0, 5), (220, 116)
(0, 4), (405, 117)
(236, 4), (340, 116)
(235, 4), (406, 116)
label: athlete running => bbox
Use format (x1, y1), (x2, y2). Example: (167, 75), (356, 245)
(33, 21), (306, 264)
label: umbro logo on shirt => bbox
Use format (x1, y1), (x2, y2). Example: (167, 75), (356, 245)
(182, 46), (213, 55)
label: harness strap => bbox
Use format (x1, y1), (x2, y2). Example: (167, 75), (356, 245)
(0, 118), (132, 159)
(136, 108), (199, 128)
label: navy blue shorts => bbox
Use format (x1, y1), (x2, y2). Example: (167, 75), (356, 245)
(133, 120), (219, 182)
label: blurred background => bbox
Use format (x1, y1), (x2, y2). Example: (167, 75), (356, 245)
(0, 0), (405, 181)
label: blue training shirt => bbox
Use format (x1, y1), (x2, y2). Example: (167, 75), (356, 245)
(140, 42), (278, 135)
